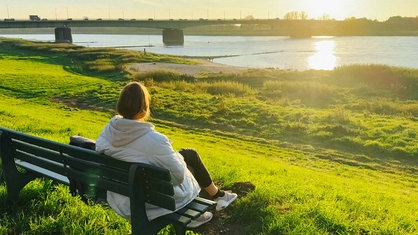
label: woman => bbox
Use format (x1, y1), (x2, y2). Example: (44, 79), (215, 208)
(96, 81), (237, 228)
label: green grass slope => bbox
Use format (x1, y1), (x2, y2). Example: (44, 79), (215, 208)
(0, 38), (417, 234)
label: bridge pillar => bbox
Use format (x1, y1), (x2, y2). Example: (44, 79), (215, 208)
(162, 29), (184, 45)
(55, 27), (73, 43)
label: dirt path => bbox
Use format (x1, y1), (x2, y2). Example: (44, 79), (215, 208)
(128, 59), (249, 76)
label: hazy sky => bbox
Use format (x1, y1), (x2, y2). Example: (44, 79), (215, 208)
(1, 0), (417, 21)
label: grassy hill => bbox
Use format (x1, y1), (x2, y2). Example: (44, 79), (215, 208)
(0, 37), (417, 234)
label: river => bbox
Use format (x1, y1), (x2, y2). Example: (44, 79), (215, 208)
(2, 34), (417, 70)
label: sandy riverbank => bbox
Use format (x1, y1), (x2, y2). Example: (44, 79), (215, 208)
(128, 59), (249, 76)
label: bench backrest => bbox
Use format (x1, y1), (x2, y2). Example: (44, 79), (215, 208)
(0, 127), (176, 211)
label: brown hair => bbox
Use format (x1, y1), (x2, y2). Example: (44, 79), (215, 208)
(116, 82), (151, 120)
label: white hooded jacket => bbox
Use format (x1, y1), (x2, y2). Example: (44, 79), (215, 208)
(96, 116), (200, 221)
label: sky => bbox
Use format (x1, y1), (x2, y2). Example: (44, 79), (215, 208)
(1, 0), (417, 21)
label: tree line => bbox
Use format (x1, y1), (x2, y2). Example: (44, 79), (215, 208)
(237, 14), (418, 37)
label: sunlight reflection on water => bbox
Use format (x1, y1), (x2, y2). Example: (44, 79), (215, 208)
(308, 39), (336, 70)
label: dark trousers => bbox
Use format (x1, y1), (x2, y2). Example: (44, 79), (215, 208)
(178, 148), (213, 188)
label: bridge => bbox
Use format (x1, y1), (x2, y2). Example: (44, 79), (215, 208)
(0, 19), (277, 45)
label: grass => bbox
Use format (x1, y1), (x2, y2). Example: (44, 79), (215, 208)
(0, 37), (417, 234)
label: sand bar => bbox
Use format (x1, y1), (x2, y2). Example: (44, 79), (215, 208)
(128, 59), (249, 76)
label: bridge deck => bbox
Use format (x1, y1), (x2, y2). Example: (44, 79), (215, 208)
(0, 19), (275, 29)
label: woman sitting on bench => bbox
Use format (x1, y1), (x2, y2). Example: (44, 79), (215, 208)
(96, 82), (237, 228)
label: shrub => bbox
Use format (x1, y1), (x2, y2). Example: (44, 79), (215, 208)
(204, 81), (255, 97)
(131, 70), (194, 82)
(326, 107), (351, 124)
(262, 80), (340, 106)
(333, 65), (418, 98)
(348, 99), (418, 117)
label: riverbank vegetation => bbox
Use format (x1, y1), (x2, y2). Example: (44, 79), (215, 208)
(187, 16), (418, 37)
(0, 38), (417, 234)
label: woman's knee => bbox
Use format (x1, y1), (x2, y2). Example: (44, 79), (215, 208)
(179, 148), (198, 159)
(179, 148), (196, 154)
(180, 148), (204, 166)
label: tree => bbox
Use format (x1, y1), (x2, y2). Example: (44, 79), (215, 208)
(284, 11), (309, 20)
(244, 15), (254, 20)
(284, 11), (298, 20)
(299, 11), (308, 20)
(318, 13), (331, 20)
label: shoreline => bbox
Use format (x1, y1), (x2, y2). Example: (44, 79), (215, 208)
(128, 58), (250, 76)
(2, 35), (417, 71)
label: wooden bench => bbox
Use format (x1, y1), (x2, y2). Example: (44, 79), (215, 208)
(0, 127), (216, 235)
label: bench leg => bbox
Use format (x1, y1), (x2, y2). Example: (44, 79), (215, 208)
(5, 170), (38, 202)
(172, 224), (186, 235)
(1, 149), (39, 202)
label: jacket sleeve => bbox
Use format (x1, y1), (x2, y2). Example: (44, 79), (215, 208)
(151, 137), (187, 186)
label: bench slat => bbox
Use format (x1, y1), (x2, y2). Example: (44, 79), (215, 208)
(65, 157), (174, 196)
(184, 200), (211, 213)
(65, 155), (129, 183)
(13, 140), (64, 163)
(7, 130), (66, 152)
(15, 151), (67, 177)
(146, 191), (176, 211)
(64, 146), (131, 168)
(133, 165), (172, 182)
(162, 213), (192, 226)
(146, 178), (174, 196)
(175, 207), (201, 219)
(193, 196), (217, 207)
(15, 160), (70, 184)
(66, 167), (129, 196)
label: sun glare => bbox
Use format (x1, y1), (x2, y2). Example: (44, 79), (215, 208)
(308, 39), (336, 70)
(303, 0), (346, 19)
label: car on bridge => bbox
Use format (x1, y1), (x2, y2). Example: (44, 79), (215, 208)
(29, 15), (40, 21)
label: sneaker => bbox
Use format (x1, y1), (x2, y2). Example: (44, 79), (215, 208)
(187, 211), (213, 228)
(215, 191), (238, 211)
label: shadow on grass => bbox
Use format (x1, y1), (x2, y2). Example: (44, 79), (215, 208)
(193, 182), (265, 235)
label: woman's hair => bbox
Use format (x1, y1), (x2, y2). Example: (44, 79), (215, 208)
(116, 82), (151, 120)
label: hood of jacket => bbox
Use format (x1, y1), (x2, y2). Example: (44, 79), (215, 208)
(101, 115), (154, 147)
